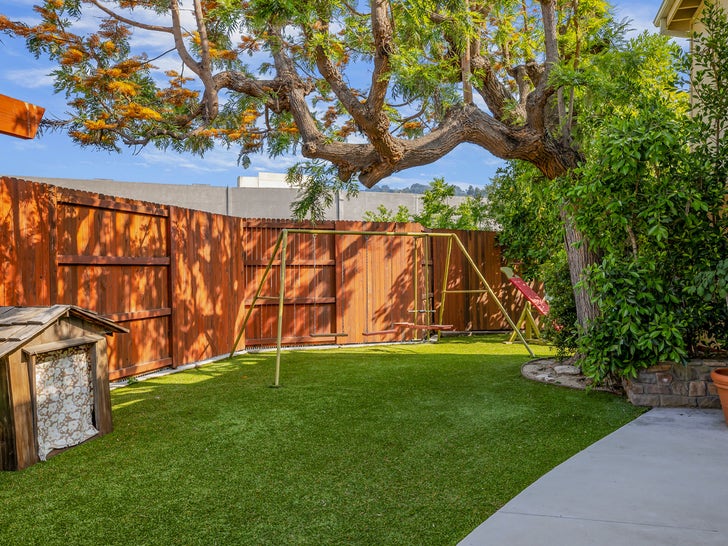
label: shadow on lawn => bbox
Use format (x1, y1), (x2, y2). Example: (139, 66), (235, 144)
(108, 335), (615, 422)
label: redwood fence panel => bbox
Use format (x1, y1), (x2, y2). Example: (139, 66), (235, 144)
(1, 177), (537, 379)
(334, 224), (368, 345)
(240, 219), (340, 347)
(1, 178), (52, 307)
(171, 206), (241, 367)
(54, 187), (173, 380)
(332, 222), (421, 345)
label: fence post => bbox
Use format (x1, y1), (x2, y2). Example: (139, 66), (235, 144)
(168, 206), (177, 367)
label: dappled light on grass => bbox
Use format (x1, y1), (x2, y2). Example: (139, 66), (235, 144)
(112, 358), (267, 408)
(0, 335), (642, 545)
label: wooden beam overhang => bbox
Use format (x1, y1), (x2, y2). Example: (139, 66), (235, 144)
(0, 93), (45, 139)
(654, 0), (703, 37)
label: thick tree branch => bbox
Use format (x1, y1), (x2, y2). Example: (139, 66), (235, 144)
(540, 0), (559, 68)
(470, 53), (520, 120)
(506, 64), (531, 115)
(170, 0), (202, 79)
(461, 0), (473, 104)
(366, 0), (393, 113)
(87, 0), (173, 33)
(192, 0), (218, 119)
(312, 22), (404, 163)
(269, 33), (328, 149)
(312, 34), (368, 126)
(525, 61), (545, 87)
(296, 104), (580, 187)
(562, 0), (581, 148)
(524, 0), (559, 133)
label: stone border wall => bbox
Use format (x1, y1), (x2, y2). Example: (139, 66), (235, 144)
(624, 359), (728, 408)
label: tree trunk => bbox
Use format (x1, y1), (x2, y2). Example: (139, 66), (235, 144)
(561, 207), (600, 331)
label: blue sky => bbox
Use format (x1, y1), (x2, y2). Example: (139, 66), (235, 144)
(1, 1), (667, 190)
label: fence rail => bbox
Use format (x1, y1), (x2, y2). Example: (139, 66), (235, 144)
(1, 177), (535, 379)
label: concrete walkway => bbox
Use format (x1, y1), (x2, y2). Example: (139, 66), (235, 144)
(459, 408), (728, 546)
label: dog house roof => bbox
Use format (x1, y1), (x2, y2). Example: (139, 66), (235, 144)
(0, 305), (128, 359)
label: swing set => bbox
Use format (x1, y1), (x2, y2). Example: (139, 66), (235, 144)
(229, 228), (534, 386)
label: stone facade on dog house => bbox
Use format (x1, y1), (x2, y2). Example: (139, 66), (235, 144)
(0, 305), (127, 470)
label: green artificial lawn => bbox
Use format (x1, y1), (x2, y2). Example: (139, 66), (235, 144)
(0, 336), (643, 545)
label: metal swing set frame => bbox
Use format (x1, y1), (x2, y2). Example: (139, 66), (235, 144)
(229, 228), (534, 386)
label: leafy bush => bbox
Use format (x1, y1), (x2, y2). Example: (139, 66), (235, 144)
(485, 161), (579, 356)
(363, 177), (490, 230)
(539, 253), (580, 356)
(578, 258), (688, 381)
(571, 18), (727, 381)
(486, 21), (727, 383)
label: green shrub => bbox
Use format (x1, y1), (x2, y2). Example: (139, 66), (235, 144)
(578, 258), (688, 382)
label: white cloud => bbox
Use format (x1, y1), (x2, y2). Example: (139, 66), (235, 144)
(245, 153), (302, 173)
(10, 138), (48, 152)
(5, 67), (55, 89)
(142, 147), (236, 173)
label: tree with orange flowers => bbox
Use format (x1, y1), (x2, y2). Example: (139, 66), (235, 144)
(1, 0), (617, 330)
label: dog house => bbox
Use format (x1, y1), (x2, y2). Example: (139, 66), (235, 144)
(0, 305), (127, 470)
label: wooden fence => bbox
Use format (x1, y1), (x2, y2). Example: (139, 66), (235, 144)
(1, 177), (534, 379)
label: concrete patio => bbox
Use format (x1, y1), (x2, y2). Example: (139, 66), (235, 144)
(459, 408), (728, 546)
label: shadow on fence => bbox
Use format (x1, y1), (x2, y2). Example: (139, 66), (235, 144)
(1, 177), (533, 379)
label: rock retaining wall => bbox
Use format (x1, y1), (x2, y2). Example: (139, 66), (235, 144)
(624, 360), (728, 408)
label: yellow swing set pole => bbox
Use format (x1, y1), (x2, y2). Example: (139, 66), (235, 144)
(437, 235), (454, 341)
(273, 229), (289, 387)
(423, 234), (431, 331)
(412, 236), (419, 341)
(229, 231), (285, 357)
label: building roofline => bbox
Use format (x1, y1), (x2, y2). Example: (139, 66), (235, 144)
(653, 0), (700, 38)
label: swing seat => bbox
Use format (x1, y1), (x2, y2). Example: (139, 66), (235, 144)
(393, 322), (454, 331)
(362, 329), (399, 336)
